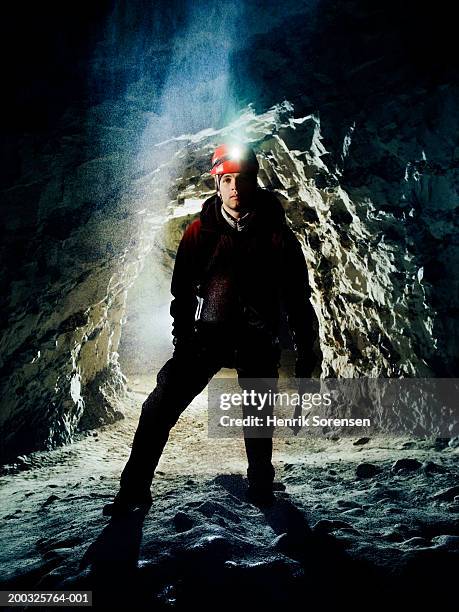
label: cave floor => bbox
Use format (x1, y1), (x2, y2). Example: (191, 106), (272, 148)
(0, 374), (458, 609)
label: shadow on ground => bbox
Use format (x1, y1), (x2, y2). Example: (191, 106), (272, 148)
(4, 475), (447, 610)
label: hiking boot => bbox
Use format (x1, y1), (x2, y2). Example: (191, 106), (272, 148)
(247, 484), (275, 507)
(102, 490), (152, 517)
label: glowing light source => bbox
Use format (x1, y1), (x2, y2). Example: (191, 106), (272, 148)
(230, 146), (242, 161)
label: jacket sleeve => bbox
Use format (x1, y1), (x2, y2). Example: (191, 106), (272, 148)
(281, 227), (319, 374)
(170, 222), (200, 342)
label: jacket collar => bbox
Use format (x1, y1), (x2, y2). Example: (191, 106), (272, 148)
(220, 205), (253, 232)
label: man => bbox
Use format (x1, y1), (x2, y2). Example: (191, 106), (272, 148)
(103, 144), (319, 516)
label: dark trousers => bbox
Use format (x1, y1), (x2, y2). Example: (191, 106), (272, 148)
(119, 324), (280, 497)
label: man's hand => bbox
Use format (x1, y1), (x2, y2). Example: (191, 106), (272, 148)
(289, 353), (319, 436)
(294, 353), (318, 379)
(295, 354), (319, 402)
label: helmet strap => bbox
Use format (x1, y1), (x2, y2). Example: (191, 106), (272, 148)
(215, 175), (222, 198)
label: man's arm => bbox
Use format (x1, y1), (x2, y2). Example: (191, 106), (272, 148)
(170, 221), (200, 347)
(281, 227), (320, 377)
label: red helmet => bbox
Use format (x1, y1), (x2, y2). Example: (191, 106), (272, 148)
(210, 144), (259, 176)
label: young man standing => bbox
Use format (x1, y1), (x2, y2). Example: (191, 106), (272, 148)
(104, 144), (319, 515)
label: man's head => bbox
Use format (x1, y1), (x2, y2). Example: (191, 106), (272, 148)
(210, 144), (258, 216)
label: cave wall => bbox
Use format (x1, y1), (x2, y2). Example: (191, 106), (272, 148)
(1, 0), (457, 462)
(231, 0), (459, 376)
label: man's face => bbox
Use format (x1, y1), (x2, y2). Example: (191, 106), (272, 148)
(218, 172), (257, 214)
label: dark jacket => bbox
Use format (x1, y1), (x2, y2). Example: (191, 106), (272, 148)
(170, 189), (318, 371)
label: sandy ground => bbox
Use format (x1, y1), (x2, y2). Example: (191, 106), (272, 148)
(0, 374), (458, 610)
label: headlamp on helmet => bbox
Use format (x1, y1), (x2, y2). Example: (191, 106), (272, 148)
(210, 144), (259, 177)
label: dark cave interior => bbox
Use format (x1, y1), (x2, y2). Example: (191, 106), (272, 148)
(0, 0), (458, 608)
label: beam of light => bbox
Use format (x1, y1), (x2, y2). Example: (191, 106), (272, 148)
(138, 0), (243, 171)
